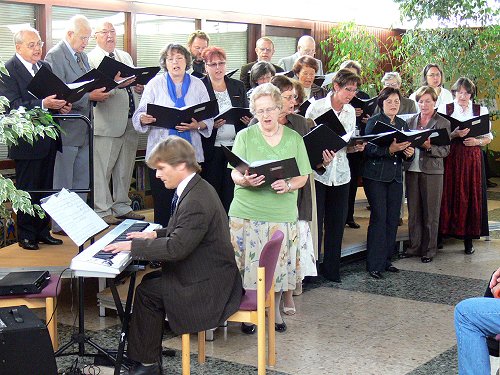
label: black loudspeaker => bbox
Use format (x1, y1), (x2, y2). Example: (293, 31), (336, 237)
(0, 305), (57, 375)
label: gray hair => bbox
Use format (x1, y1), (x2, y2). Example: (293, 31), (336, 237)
(13, 26), (40, 45)
(249, 83), (282, 115)
(381, 72), (402, 86)
(65, 15), (91, 35)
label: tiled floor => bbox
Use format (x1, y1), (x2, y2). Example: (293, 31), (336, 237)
(49, 179), (500, 374)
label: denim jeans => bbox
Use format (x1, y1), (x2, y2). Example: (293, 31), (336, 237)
(455, 297), (500, 374)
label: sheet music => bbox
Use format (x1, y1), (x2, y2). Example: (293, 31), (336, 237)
(41, 188), (108, 246)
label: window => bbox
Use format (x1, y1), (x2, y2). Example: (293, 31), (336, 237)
(267, 36), (297, 66)
(202, 21), (247, 72)
(51, 7), (125, 51)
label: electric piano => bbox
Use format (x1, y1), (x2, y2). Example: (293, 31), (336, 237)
(70, 219), (161, 278)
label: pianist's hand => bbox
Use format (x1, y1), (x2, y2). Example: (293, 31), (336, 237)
(103, 241), (131, 254)
(127, 231), (157, 240)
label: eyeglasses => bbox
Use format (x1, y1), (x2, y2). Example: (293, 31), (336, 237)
(343, 87), (359, 94)
(456, 90), (471, 97)
(26, 41), (44, 49)
(79, 36), (91, 42)
(257, 48), (273, 53)
(256, 74), (273, 82)
(95, 29), (116, 35)
(206, 61), (226, 68)
(166, 56), (185, 63)
(281, 94), (298, 101)
(299, 71), (315, 78)
(255, 106), (278, 116)
(384, 82), (399, 88)
(427, 73), (441, 78)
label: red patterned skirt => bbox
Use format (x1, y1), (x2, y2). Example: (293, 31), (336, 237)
(440, 143), (485, 238)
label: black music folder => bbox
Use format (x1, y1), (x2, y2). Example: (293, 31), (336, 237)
(370, 128), (434, 148)
(146, 100), (218, 129)
(214, 107), (252, 131)
(297, 99), (313, 117)
(97, 55), (160, 85)
(27, 65), (97, 103)
(276, 70), (295, 78)
(370, 121), (397, 134)
(72, 68), (133, 93)
(225, 68), (239, 78)
(438, 113), (490, 138)
(350, 96), (378, 116)
(313, 109), (346, 136)
(303, 125), (353, 168)
(429, 128), (451, 146)
(346, 133), (380, 146)
(222, 146), (300, 183)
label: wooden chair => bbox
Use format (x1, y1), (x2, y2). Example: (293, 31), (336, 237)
(0, 274), (62, 350)
(181, 230), (284, 375)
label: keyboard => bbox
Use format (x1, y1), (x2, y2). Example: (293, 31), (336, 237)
(70, 219), (161, 278)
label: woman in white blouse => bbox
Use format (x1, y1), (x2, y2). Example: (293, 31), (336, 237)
(305, 69), (365, 282)
(410, 64), (453, 109)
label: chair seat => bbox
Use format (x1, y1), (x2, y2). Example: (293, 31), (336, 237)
(239, 289), (257, 311)
(0, 275), (61, 299)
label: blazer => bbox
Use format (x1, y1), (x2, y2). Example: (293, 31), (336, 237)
(87, 47), (140, 138)
(362, 112), (414, 183)
(239, 61), (283, 91)
(45, 41), (92, 147)
(201, 75), (248, 161)
(0, 55), (61, 160)
(278, 52), (324, 75)
(130, 174), (242, 334)
(406, 111), (450, 175)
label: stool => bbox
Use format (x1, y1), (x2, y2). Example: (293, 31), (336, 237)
(0, 275), (61, 350)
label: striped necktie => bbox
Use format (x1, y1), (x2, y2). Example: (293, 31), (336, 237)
(75, 52), (87, 73)
(32, 63), (39, 75)
(171, 191), (179, 216)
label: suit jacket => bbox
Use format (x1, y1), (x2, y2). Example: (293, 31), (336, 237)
(45, 41), (92, 147)
(363, 113), (414, 183)
(0, 55), (60, 160)
(278, 52), (324, 75)
(406, 111), (450, 175)
(239, 61), (283, 92)
(87, 47), (140, 137)
(130, 174), (242, 334)
(201, 75), (248, 161)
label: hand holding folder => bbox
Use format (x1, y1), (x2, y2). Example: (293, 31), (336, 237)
(146, 100), (218, 129)
(303, 125), (354, 168)
(222, 146), (300, 184)
(438, 112), (490, 138)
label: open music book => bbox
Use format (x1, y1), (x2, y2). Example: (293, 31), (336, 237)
(146, 100), (218, 129)
(438, 113), (490, 138)
(97, 55), (160, 85)
(214, 107), (252, 131)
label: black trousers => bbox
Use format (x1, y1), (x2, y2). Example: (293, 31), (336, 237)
(128, 271), (165, 364)
(315, 181), (349, 281)
(15, 149), (57, 241)
(363, 178), (402, 273)
(200, 146), (234, 213)
(148, 167), (174, 227)
(346, 152), (363, 222)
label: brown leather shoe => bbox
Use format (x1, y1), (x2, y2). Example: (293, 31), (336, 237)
(116, 211), (145, 220)
(52, 230), (67, 236)
(102, 215), (123, 225)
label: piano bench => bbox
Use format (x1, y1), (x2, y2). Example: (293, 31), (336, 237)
(0, 275), (62, 350)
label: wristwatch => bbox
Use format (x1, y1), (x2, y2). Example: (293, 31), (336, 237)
(286, 181), (292, 192)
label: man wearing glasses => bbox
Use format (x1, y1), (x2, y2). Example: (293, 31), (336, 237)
(278, 35), (324, 75)
(87, 21), (145, 225)
(239, 37), (283, 91)
(0, 26), (72, 250)
(45, 15), (110, 236)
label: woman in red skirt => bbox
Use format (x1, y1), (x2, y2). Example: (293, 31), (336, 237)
(438, 77), (491, 254)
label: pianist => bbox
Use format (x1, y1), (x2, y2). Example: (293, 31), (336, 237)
(103, 136), (242, 375)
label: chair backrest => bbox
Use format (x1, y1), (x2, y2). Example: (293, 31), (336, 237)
(258, 230), (284, 296)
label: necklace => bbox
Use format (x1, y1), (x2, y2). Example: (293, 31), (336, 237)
(260, 124), (281, 137)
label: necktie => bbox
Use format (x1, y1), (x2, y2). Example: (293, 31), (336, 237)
(32, 63), (39, 75)
(75, 52), (87, 73)
(171, 191), (179, 216)
(110, 52), (135, 118)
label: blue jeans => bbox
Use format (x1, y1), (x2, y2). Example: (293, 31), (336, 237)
(455, 297), (500, 374)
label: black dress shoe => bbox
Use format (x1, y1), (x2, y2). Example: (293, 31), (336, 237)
(241, 323), (256, 334)
(399, 252), (414, 259)
(369, 271), (383, 279)
(18, 239), (39, 250)
(421, 256), (433, 263)
(345, 221), (360, 229)
(465, 247), (475, 255)
(275, 320), (287, 332)
(385, 265), (400, 273)
(37, 234), (63, 245)
(129, 362), (161, 375)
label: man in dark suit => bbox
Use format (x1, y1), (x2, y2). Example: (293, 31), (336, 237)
(45, 15), (110, 234)
(103, 136), (242, 375)
(239, 37), (283, 91)
(0, 26), (71, 250)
